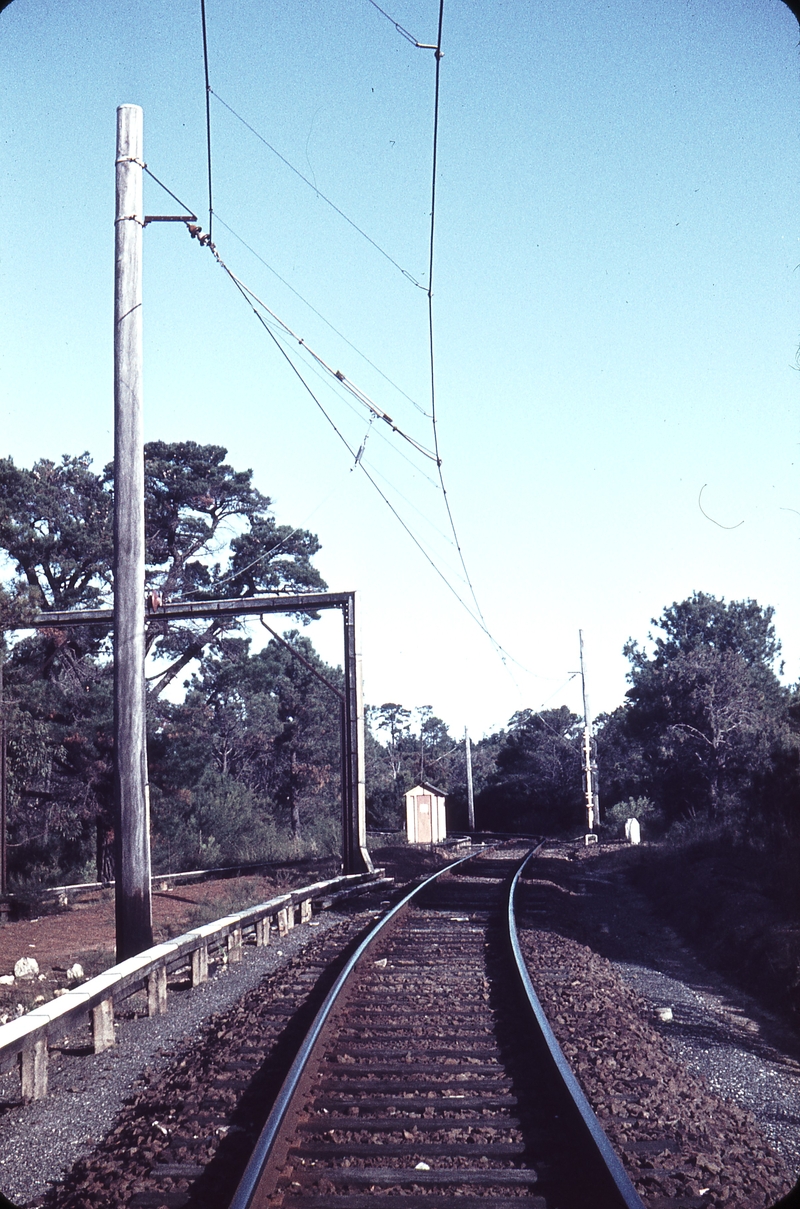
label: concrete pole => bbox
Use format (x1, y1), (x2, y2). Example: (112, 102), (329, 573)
(464, 727), (475, 831)
(113, 104), (152, 959)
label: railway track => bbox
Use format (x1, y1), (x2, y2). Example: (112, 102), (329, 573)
(227, 845), (643, 1209)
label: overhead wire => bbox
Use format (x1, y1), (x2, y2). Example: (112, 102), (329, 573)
(187, 5), (540, 684)
(220, 268), (438, 462)
(423, 0), (495, 645)
(210, 88), (423, 288)
(213, 212), (430, 417)
(245, 309), (443, 493)
(208, 240), (500, 636)
(200, 0), (214, 239)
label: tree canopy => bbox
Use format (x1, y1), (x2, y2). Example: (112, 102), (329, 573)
(0, 443), (331, 884)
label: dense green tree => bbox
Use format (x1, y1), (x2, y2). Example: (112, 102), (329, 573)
(148, 631), (343, 869)
(0, 444), (329, 883)
(477, 706), (583, 834)
(366, 704), (457, 830)
(618, 592), (787, 827)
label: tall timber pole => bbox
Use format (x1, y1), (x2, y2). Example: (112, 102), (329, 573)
(341, 594), (373, 874)
(464, 727), (475, 830)
(114, 104), (152, 959)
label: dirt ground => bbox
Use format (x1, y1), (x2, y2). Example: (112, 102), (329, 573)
(0, 873), (303, 1021)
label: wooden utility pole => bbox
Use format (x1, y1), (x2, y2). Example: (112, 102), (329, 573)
(464, 727), (475, 830)
(341, 594), (373, 874)
(113, 104), (152, 959)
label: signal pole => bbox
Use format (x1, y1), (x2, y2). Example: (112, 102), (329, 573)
(114, 104), (152, 959)
(579, 630), (599, 832)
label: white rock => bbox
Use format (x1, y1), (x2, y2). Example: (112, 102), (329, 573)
(13, 956), (39, 981)
(655, 1006), (674, 1023)
(0, 975), (14, 986)
(14, 1004), (24, 1017)
(66, 963), (84, 983)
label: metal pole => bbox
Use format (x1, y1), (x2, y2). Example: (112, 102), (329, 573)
(113, 104), (152, 959)
(464, 727), (475, 831)
(341, 594), (373, 874)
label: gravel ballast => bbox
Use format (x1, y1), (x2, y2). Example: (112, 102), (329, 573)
(0, 908), (362, 1206)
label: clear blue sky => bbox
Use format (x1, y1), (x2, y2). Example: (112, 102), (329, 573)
(1, 0), (799, 737)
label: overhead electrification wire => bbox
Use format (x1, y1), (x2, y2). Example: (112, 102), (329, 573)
(210, 89), (423, 288)
(422, 2), (500, 654)
(243, 310), (443, 492)
(208, 246), (501, 637)
(199, 0), (214, 239)
(214, 213), (430, 417)
(218, 267), (438, 462)
(187, 2), (532, 678)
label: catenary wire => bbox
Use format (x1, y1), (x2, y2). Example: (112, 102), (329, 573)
(200, 0), (214, 238)
(219, 261), (501, 637)
(235, 306), (467, 566)
(213, 213), (431, 417)
(222, 269), (438, 462)
(210, 89), (424, 289)
(146, 144), (535, 674)
(249, 312), (443, 494)
(190, 6), (540, 690)
(422, 2), (502, 658)
(193, 229), (537, 673)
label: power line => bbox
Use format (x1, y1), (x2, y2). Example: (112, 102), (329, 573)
(422, 2), (498, 650)
(210, 246), (502, 637)
(213, 212), (431, 417)
(210, 88), (424, 289)
(217, 265), (438, 462)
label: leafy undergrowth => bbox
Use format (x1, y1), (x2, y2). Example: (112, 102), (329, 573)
(621, 838), (800, 1022)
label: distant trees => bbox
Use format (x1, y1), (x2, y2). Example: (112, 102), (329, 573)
(476, 707), (583, 834)
(3, 448), (797, 887)
(366, 704), (461, 830)
(598, 592), (796, 837)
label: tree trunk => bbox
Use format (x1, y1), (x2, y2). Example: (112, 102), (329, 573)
(96, 822), (115, 882)
(290, 750), (300, 839)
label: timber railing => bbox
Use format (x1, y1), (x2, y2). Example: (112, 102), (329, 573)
(0, 870), (387, 1103)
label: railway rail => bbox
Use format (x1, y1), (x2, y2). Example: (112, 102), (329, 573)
(227, 844), (644, 1209)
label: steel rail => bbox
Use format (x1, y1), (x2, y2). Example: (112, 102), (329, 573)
(507, 848), (646, 1209)
(227, 845), (486, 1209)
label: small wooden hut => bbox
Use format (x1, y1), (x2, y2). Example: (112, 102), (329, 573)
(404, 781), (447, 845)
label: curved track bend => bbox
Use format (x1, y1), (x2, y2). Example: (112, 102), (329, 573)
(229, 845), (644, 1209)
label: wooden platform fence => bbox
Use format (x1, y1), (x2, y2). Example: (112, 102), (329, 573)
(0, 871), (387, 1103)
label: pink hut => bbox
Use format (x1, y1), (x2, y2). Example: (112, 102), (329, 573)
(404, 781), (447, 845)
